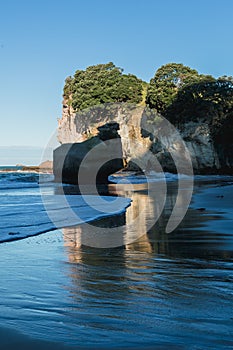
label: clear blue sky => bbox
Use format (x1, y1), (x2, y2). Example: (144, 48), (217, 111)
(1, 0), (233, 148)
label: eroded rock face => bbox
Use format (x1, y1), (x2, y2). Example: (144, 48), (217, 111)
(56, 102), (233, 176)
(181, 122), (220, 172)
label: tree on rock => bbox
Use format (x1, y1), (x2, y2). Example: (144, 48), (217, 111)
(146, 63), (213, 115)
(63, 62), (144, 111)
(164, 78), (233, 126)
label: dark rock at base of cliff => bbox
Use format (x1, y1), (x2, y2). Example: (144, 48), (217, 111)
(53, 123), (123, 185)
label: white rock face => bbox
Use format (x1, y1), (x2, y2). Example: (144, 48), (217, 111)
(57, 103), (221, 173)
(182, 122), (220, 170)
(58, 104), (82, 143)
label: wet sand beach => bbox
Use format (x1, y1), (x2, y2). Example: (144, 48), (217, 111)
(0, 179), (233, 349)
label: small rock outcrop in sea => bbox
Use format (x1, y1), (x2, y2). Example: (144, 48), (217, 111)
(18, 160), (53, 173)
(53, 122), (123, 184)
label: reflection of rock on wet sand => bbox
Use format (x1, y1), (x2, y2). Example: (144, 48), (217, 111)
(62, 183), (165, 259)
(63, 226), (82, 263)
(62, 181), (199, 263)
(62, 180), (233, 266)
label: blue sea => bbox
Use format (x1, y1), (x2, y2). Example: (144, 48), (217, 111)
(0, 167), (233, 349)
(0, 167), (131, 243)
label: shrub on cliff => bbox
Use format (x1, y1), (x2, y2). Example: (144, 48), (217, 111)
(63, 62), (144, 111)
(164, 78), (233, 133)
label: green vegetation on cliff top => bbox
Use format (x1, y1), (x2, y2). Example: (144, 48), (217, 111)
(63, 62), (233, 144)
(63, 62), (144, 111)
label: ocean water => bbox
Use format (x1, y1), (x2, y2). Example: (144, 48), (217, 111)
(0, 169), (233, 349)
(0, 169), (131, 243)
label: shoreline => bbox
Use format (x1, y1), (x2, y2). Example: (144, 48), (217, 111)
(1, 176), (233, 245)
(0, 194), (131, 245)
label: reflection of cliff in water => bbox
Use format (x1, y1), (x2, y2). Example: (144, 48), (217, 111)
(62, 185), (160, 301)
(63, 183), (160, 254)
(62, 181), (233, 307)
(62, 181), (186, 256)
(63, 181), (233, 264)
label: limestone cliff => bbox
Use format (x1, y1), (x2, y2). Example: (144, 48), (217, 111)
(57, 101), (230, 175)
